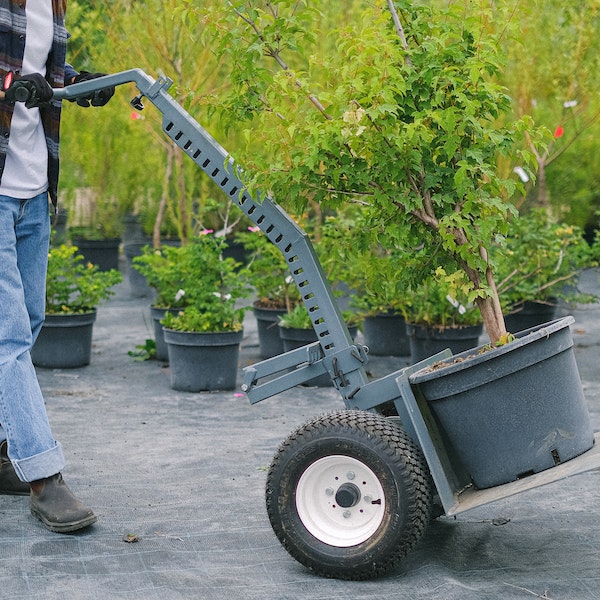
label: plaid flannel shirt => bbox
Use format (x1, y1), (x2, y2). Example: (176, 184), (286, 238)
(0, 0), (76, 208)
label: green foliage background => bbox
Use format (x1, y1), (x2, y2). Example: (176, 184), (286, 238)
(59, 1), (600, 235)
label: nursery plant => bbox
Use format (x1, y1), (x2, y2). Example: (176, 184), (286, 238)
(151, 234), (253, 391)
(132, 243), (194, 310)
(495, 209), (598, 314)
(207, 0), (537, 345)
(33, 244), (122, 368)
(278, 303), (359, 331)
(142, 233), (253, 333)
(405, 267), (483, 329)
(45, 244), (122, 314)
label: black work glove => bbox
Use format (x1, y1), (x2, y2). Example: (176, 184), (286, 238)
(69, 71), (115, 107)
(4, 73), (53, 108)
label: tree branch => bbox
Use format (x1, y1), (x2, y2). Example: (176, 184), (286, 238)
(229, 2), (332, 120)
(386, 0), (412, 65)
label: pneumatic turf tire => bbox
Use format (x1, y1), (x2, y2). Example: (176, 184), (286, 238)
(266, 410), (433, 580)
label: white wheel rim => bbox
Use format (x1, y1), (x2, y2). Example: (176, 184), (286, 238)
(295, 455), (386, 547)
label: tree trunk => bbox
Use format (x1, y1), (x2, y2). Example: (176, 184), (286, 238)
(458, 253), (507, 346)
(475, 295), (506, 345)
(534, 159), (551, 215)
(153, 144), (175, 248)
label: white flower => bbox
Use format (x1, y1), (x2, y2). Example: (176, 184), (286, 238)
(513, 166), (530, 183)
(213, 292), (231, 301)
(446, 294), (466, 315)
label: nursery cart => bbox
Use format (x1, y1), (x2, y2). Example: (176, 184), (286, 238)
(53, 71), (600, 580)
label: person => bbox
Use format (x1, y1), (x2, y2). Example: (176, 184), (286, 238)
(0, 0), (114, 533)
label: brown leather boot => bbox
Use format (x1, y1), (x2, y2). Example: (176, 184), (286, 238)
(0, 440), (31, 496)
(30, 473), (97, 533)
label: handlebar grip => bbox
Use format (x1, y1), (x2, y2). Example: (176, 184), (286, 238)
(11, 85), (31, 103)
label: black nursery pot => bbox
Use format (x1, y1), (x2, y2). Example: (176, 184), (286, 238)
(72, 238), (121, 272)
(362, 312), (410, 356)
(410, 317), (594, 489)
(31, 311), (97, 369)
(406, 322), (483, 364)
(163, 328), (243, 392)
(253, 304), (288, 359)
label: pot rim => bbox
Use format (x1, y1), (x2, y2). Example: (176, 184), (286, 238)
(44, 309), (97, 320)
(163, 327), (244, 347)
(410, 316), (574, 384)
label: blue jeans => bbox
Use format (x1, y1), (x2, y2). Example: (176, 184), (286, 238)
(0, 193), (65, 482)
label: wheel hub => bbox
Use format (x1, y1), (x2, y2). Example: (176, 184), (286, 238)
(335, 482), (361, 508)
(295, 455), (386, 547)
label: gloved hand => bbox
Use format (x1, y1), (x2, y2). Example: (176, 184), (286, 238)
(4, 73), (53, 108)
(69, 71), (115, 107)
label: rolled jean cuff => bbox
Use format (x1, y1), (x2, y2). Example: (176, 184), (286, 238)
(12, 442), (65, 483)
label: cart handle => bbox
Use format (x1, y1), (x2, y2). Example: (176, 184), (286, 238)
(53, 69), (161, 105)
(0, 69), (165, 107)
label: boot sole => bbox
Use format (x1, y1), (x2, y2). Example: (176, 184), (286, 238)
(31, 507), (97, 533)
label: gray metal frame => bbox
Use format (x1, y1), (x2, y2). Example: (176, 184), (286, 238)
(54, 70), (600, 516)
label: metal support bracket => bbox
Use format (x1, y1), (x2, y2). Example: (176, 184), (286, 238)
(243, 342), (369, 404)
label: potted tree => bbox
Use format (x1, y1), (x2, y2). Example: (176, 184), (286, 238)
(31, 244), (122, 368)
(210, 1), (594, 489)
(212, 1), (536, 344)
(155, 233), (253, 392)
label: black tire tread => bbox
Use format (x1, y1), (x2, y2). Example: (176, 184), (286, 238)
(266, 409), (433, 580)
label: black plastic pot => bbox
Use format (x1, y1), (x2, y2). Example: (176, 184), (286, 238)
(123, 242), (154, 298)
(163, 328), (243, 392)
(150, 306), (181, 361)
(72, 238), (121, 272)
(406, 322), (483, 364)
(31, 311), (97, 368)
(362, 312), (410, 356)
(504, 300), (557, 333)
(253, 304), (287, 359)
(410, 317), (594, 489)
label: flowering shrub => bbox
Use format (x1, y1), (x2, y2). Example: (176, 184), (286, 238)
(46, 245), (122, 314)
(132, 243), (192, 309)
(135, 233), (253, 332)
